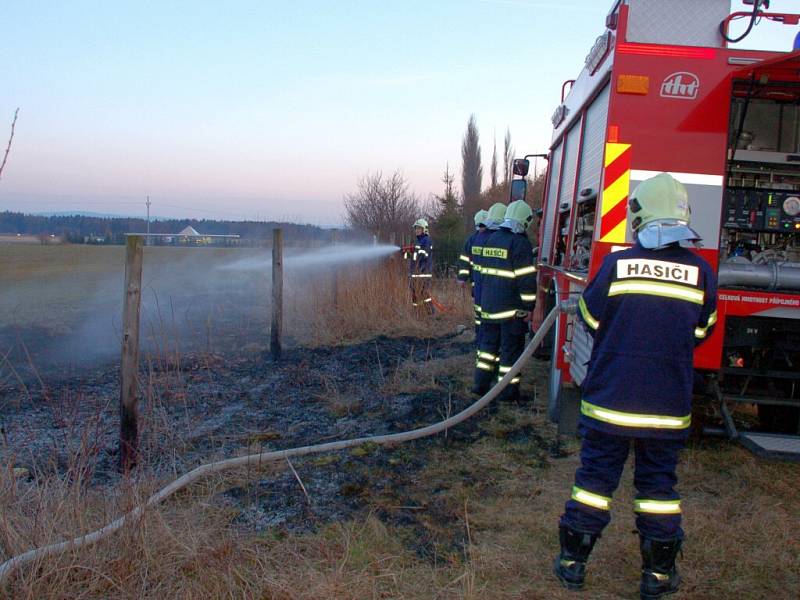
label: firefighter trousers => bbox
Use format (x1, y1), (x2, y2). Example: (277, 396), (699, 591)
(473, 317), (526, 401)
(560, 425), (685, 540)
(409, 276), (432, 310)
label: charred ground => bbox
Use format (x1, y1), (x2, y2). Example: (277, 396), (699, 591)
(0, 326), (553, 564)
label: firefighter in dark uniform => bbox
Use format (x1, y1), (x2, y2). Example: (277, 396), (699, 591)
(472, 200), (537, 401)
(458, 209), (490, 331)
(467, 203), (510, 373)
(405, 218), (433, 310)
(553, 173), (718, 600)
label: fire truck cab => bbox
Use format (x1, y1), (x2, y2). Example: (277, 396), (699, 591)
(532, 0), (800, 459)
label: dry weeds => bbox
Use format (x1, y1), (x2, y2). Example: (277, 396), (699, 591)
(1, 249), (798, 598)
(2, 385), (798, 599)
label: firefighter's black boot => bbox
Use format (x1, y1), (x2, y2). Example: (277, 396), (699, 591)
(639, 537), (682, 599)
(553, 526), (598, 591)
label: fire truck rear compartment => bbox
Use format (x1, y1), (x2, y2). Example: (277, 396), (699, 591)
(722, 90), (800, 291)
(718, 85), (800, 443)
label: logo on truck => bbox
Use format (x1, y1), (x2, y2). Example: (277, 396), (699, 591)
(660, 72), (700, 100)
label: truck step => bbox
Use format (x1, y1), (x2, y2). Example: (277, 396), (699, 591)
(720, 395), (799, 408)
(721, 367), (800, 380)
(738, 432), (800, 461)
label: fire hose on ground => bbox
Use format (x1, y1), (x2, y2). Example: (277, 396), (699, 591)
(0, 302), (569, 585)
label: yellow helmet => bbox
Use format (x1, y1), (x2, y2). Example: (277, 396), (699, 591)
(504, 200), (534, 231)
(628, 173), (700, 248)
(486, 203), (506, 227)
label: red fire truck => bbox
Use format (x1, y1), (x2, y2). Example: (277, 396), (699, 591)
(530, 0), (800, 459)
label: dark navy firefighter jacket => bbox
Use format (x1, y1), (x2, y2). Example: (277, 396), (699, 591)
(577, 242), (718, 440)
(458, 228), (491, 303)
(406, 233), (432, 276)
(476, 228), (537, 321)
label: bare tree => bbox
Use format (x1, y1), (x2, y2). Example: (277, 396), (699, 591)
(503, 127), (514, 185)
(529, 171), (547, 211)
(344, 170), (420, 243)
(461, 114), (483, 227)
(0, 108), (19, 181)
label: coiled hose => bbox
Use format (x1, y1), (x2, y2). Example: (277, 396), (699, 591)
(0, 304), (563, 584)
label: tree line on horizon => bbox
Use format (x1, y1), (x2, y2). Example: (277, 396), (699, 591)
(0, 211), (342, 245)
(344, 113), (546, 267)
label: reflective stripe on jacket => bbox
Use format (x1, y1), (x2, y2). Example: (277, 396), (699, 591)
(458, 228), (491, 300)
(407, 233), (432, 275)
(475, 228), (537, 322)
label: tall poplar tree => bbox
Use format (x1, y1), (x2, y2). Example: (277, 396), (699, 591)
(490, 134), (498, 189)
(461, 114), (483, 228)
(503, 128), (514, 185)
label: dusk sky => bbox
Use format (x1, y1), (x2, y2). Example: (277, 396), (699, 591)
(1, 1), (796, 226)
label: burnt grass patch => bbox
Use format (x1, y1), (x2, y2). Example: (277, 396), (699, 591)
(0, 329), (551, 562)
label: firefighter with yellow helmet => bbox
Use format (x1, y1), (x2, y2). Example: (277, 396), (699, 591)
(404, 218), (433, 309)
(553, 173), (718, 599)
(457, 208), (490, 329)
(472, 200), (537, 402)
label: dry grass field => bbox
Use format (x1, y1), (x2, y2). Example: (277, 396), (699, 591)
(0, 244), (798, 599)
(0, 244), (270, 332)
(0, 244), (461, 372)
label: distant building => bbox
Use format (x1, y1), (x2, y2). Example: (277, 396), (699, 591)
(128, 226), (239, 246)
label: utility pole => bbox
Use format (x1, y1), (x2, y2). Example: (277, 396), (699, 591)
(145, 196), (151, 246)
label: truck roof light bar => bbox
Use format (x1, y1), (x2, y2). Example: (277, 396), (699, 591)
(617, 43), (715, 60)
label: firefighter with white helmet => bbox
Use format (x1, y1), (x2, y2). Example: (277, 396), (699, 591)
(553, 173), (718, 599)
(472, 200), (537, 402)
(458, 209), (490, 330)
(404, 218), (433, 309)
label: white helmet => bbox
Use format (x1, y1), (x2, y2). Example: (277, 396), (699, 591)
(474, 209), (489, 228)
(413, 218), (429, 233)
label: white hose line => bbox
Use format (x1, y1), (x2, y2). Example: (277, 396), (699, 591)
(0, 305), (561, 584)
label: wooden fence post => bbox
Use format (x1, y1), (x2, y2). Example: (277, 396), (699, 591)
(120, 235), (143, 472)
(271, 228), (283, 360)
